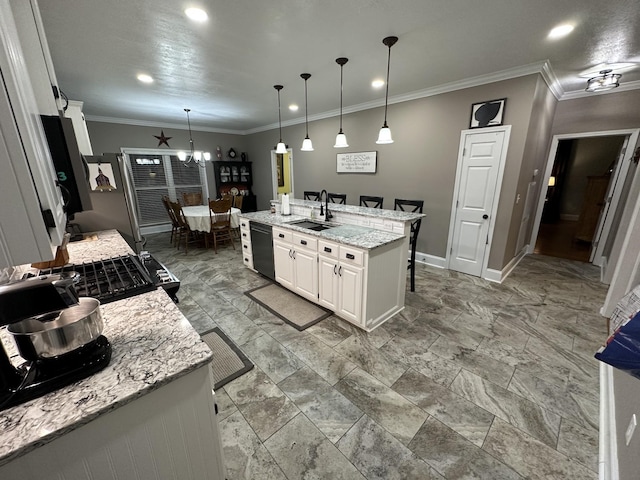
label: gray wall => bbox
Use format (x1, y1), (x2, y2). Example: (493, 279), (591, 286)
(245, 75), (542, 269)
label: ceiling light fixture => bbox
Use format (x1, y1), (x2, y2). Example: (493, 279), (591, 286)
(300, 73), (313, 152)
(289, 104), (299, 112)
(274, 85), (287, 154)
(185, 7), (208, 22)
(585, 69), (621, 92)
(371, 79), (385, 89)
(177, 108), (211, 167)
(548, 24), (574, 39)
(376, 36), (398, 145)
(137, 73), (153, 84)
(334, 57), (349, 148)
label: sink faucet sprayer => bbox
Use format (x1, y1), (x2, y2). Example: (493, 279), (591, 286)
(318, 190), (333, 221)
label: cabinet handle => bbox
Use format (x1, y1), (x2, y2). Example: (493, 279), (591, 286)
(243, 245), (248, 249)
(289, 249), (293, 258)
(242, 233), (247, 237)
(324, 247), (332, 253)
(241, 222), (246, 227)
(279, 233), (285, 238)
(334, 264), (337, 275)
(300, 240), (307, 245)
(293, 251), (296, 260)
(338, 266), (342, 276)
(346, 253), (355, 260)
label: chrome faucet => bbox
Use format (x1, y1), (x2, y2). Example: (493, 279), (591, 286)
(318, 189), (333, 220)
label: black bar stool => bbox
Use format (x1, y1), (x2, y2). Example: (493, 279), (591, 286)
(359, 195), (383, 209)
(328, 193), (347, 204)
(304, 191), (320, 201)
(394, 199), (424, 292)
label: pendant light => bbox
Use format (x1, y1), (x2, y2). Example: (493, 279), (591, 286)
(300, 73), (314, 151)
(585, 69), (621, 92)
(334, 57), (349, 148)
(376, 36), (398, 144)
(177, 108), (211, 167)
(274, 85), (287, 154)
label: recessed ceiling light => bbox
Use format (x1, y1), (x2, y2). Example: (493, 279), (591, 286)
(137, 73), (154, 84)
(548, 24), (574, 39)
(289, 104), (299, 112)
(185, 7), (208, 22)
(371, 79), (385, 88)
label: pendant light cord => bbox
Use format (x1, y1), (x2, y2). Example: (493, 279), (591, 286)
(382, 45), (391, 127)
(304, 78), (309, 137)
(185, 108), (195, 154)
(339, 64), (344, 132)
(277, 89), (283, 142)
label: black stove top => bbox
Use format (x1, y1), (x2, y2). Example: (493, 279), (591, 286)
(40, 255), (157, 304)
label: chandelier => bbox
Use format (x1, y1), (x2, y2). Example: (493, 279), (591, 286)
(177, 108), (211, 167)
(585, 69), (621, 93)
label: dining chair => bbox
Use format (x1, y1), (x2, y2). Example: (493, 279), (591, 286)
(168, 199), (200, 254)
(359, 195), (384, 209)
(328, 193), (347, 204)
(208, 197), (235, 254)
(161, 195), (180, 246)
(182, 191), (203, 206)
(304, 191), (321, 201)
(394, 198), (424, 292)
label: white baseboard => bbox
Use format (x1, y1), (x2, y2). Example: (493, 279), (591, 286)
(414, 250), (446, 269)
(600, 363), (618, 480)
(141, 223), (172, 235)
(483, 247), (527, 283)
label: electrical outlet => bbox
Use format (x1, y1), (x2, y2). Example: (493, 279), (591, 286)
(626, 414), (637, 446)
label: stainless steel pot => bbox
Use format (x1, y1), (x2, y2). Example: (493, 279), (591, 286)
(7, 297), (103, 360)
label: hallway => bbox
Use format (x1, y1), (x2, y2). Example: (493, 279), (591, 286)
(534, 220), (591, 263)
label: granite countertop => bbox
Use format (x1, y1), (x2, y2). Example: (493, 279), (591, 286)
(240, 211), (405, 250)
(270, 197), (425, 222)
(0, 230), (212, 467)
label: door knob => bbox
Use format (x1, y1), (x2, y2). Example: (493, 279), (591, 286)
(483, 214), (489, 219)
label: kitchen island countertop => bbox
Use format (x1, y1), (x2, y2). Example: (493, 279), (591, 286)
(0, 230), (212, 467)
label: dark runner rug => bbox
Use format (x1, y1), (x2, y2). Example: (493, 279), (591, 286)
(200, 327), (253, 390)
(245, 282), (332, 331)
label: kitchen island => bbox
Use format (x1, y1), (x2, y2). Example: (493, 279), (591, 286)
(0, 230), (225, 479)
(239, 199), (424, 331)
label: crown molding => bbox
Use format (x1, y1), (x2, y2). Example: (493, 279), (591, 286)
(84, 115), (242, 135)
(559, 79), (640, 101)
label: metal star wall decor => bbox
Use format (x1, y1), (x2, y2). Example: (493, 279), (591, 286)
(153, 130), (172, 147)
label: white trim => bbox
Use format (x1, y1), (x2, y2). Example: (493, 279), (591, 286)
(414, 251), (446, 269)
(483, 247), (527, 283)
(140, 223), (172, 236)
(446, 125), (512, 278)
(599, 363), (619, 480)
(529, 129), (640, 272)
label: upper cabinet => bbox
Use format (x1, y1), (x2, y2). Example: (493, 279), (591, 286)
(213, 161), (256, 212)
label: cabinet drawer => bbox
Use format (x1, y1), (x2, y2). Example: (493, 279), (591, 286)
(239, 228), (251, 241)
(273, 227), (292, 243)
(318, 240), (338, 259)
(339, 245), (364, 266)
(239, 219), (250, 231)
(241, 239), (252, 254)
(292, 233), (317, 252)
(242, 253), (254, 269)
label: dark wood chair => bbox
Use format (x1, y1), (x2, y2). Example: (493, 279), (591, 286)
(208, 197), (235, 253)
(182, 191), (203, 206)
(328, 193), (347, 204)
(161, 195), (180, 246)
(304, 191), (321, 201)
(359, 195), (383, 209)
(394, 199), (424, 292)
(168, 199), (200, 254)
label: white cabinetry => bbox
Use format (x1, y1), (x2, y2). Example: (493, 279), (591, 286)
(239, 218), (254, 270)
(318, 240), (364, 325)
(273, 227), (318, 302)
(63, 100), (93, 155)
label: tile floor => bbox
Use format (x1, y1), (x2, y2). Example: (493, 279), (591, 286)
(145, 231), (608, 479)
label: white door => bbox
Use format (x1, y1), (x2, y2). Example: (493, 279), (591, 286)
(448, 128), (509, 277)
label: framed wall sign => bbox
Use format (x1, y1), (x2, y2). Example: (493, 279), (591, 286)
(470, 98), (506, 128)
(336, 151), (377, 173)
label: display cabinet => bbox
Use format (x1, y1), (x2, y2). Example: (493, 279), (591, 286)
(212, 161), (256, 212)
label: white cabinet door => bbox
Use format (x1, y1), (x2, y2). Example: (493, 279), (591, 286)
(338, 263), (363, 324)
(293, 248), (318, 302)
(273, 240), (294, 289)
(318, 256), (339, 311)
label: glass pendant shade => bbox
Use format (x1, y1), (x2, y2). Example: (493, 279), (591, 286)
(301, 136), (314, 151)
(585, 69), (621, 92)
(334, 132), (348, 148)
(376, 125), (393, 144)
(276, 142), (287, 154)
(177, 151), (187, 161)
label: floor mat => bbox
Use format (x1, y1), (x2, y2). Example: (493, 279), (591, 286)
(200, 327), (254, 390)
(245, 282), (332, 331)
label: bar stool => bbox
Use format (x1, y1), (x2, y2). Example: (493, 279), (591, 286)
(359, 195), (383, 209)
(304, 191), (321, 201)
(394, 199), (424, 292)
(328, 193), (347, 204)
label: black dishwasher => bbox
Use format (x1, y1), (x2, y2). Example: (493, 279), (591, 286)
(250, 222), (275, 280)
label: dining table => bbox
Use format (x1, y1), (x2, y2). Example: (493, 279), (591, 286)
(182, 205), (241, 232)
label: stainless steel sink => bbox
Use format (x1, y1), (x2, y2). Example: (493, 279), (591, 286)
(288, 220), (334, 231)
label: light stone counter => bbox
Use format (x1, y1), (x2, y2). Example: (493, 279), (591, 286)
(0, 230), (212, 467)
(271, 198), (425, 222)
